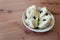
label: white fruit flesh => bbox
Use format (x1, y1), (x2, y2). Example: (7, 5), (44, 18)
(38, 15), (51, 29)
(40, 7), (48, 18)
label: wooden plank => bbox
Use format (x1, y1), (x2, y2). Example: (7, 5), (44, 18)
(0, 0), (60, 14)
(0, 22), (25, 40)
(0, 0), (60, 40)
(24, 32), (58, 40)
(0, 15), (58, 40)
(53, 15), (60, 32)
(0, 11), (23, 23)
(0, 11), (59, 40)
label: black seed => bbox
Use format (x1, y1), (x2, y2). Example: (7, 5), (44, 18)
(25, 16), (27, 19)
(45, 13), (48, 15)
(38, 18), (40, 21)
(33, 16), (36, 19)
(34, 27), (38, 29)
(43, 19), (46, 21)
(40, 10), (43, 13)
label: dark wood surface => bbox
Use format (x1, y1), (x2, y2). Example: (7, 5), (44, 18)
(0, 0), (60, 40)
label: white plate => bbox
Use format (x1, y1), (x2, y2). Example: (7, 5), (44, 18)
(22, 8), (55, 32)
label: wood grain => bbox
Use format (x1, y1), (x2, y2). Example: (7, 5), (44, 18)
(0, 0), (60, 40)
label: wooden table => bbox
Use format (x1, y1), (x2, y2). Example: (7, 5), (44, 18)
(0, 0), (60, 40)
